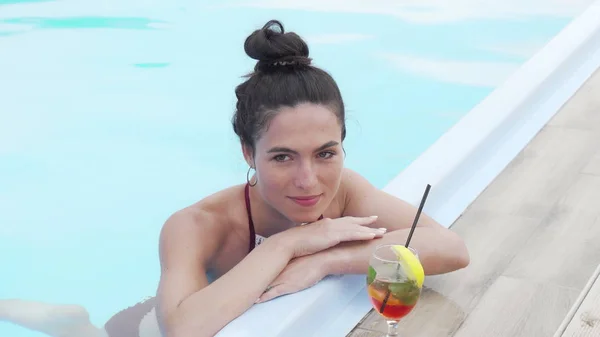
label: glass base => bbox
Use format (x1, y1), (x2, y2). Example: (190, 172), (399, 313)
(385, 320), (399, 336)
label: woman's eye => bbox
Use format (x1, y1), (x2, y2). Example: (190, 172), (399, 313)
(318, 151), (335, 159)
(273, 154), (289, 162)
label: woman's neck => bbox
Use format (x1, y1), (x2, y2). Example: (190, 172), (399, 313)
(247, 186), (298, 237)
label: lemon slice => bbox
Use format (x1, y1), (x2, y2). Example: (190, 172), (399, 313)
(392, 245), (424, 288)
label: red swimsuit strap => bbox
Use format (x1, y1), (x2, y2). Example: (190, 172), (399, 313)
(244, 183), (256, 253)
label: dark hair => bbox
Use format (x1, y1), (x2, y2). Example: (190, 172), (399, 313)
(232, 20), (346, 153)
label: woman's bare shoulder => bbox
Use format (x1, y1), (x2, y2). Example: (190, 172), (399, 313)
(335, 168), (377, 216)
(159, 184), (247, 256)
(325, 170), (359, 218)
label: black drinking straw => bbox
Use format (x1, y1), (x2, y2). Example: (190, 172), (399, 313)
(379, 184), (431, 314)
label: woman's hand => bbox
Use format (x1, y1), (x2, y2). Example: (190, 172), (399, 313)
(253, 216), (384, 303)
(256, 254), (326, 303)
(276, 216), (385, 258)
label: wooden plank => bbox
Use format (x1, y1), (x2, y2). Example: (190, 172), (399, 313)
(346, 327), (383, 337)
(556, 264), (600, 337)
(502, 174), (600, 289)
(453, 276), (580, 337)
(581, 150), (600, 176)
(547, 68), (600, 131)
(471, 126), (598, 219)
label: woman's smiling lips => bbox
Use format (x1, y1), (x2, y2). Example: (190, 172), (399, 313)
(288, 194), (321, 207)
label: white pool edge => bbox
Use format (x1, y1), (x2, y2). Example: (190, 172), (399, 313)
(216, 2), (600, 336)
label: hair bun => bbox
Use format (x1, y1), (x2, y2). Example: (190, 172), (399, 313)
(244, 20), (311, 70)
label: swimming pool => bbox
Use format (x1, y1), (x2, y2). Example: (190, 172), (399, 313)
(1, 0), (596, 336)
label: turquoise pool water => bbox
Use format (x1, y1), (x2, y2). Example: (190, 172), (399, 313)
(0, 1), (591, 336)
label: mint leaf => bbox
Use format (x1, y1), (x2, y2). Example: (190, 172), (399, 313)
(388, 280), (420, 306)
(367, 266), (376, 285)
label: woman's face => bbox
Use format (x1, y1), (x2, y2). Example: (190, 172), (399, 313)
(246, 103), (344, 223)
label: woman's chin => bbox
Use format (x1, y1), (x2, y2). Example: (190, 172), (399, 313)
(286, 210), (325, 225)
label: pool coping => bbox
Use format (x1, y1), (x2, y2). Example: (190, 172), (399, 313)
(215, 1), (600, 336)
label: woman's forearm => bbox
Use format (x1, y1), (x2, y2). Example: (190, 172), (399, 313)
(167, 235), (292, 337)
(321, 227), (470, 276)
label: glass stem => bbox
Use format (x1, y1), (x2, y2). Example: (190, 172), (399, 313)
(386, 320), (399, 336)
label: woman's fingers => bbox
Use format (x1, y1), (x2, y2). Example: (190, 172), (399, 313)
(287, 215), (387, 257)
(335, 215), (378, 225)
(355, 215), (379, 225)
(341, 227), (386, 241)
(257, 284), (293, 303)
(320, 216), (386, 243)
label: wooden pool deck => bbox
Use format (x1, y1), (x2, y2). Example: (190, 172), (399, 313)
(348, 66), (600, 337)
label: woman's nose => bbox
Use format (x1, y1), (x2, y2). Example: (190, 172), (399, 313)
(294, 163), (317, 190)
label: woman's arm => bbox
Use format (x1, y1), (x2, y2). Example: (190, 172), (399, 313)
(258, 227), (466, 302)
(322, 226), (468, 276)
(321, 168), (470, 275)
(258, 169), (469, 302)
(156, 208), (384, 337)
(155, 209), (293, 337)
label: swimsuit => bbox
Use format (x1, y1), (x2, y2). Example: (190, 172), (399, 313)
(244, 183), (323, 252)
(103, 297), (156, 337)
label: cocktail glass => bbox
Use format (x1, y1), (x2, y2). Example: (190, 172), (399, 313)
(366, 244), (422, 336)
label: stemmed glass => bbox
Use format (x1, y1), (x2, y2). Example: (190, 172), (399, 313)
(366, 244), (422, 337)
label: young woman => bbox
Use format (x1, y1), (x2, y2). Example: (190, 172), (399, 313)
(156, 19), (469, 337)
(0, 20), (469, 337)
